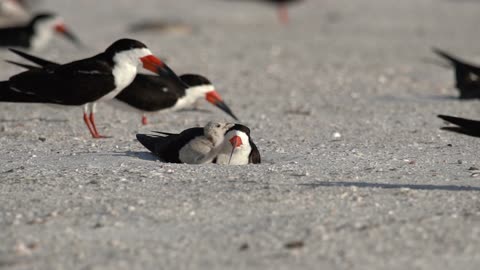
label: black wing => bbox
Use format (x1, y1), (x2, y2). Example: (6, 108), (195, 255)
(136, 127), (204, 163)
(249, 139), (261, 164)
(438, 114), (480, 138)
(7, 49), (187, 111)
(5, 60), (40, 70)
(0, 27), (32, 48)
(9, 48), (59, 67)
(115, 74), (185, 112)
(0, 81), (52, 103)
(433, 48), (480, 99)
(7, 56), (115, 105)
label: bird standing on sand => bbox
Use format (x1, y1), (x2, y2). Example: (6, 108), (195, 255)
(0, 38), (182, 138)
(115, 73), (238, 125)
(136, 122), (235, 164)
(6, 50), (239, 125)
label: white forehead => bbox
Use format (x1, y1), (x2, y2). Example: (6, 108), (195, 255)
(225, 130), (249, 142)
(186, 84), (214, 96)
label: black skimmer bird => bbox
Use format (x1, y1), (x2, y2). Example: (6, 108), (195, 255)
(0, 38), (181, 138)
(438, 115), (480, 138)
(0, 12), (81, 50)
(136, 122), (235, 164)
(6, 49), (239, 125)
(433, 48), (480, 99)
(214, 124), (261, 165)
(115, 74), (239, 125)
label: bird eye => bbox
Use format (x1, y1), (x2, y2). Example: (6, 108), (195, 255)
(216, 124), (221, 128)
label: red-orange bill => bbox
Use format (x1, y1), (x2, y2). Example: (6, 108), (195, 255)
(206, 91), (239, 121)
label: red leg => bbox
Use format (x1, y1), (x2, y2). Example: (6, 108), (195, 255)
(89, 112), (107, 139)
(83, 113), (97, 138)
(142, 115), (148, 125)
(278, 5), (289, 24)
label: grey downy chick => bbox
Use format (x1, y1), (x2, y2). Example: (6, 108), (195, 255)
(178, 121), (234, 164)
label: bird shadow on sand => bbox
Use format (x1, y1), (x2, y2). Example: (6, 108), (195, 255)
(374, 94), (459, 103)
(128, 20), (193, 34)
(299, 181), (480, 192)
(440, 127), (480, 138)
(110, 151), (159, 161)
(176, 108), (213, 113)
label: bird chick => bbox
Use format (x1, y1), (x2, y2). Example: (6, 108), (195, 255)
(178, 121), (234, 164)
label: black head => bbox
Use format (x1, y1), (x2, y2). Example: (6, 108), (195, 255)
(228, 124), (251, 136)
(179, 74), (239, 121)
(27, 12), (83, 47)
(28, 13), (57, 26)
(104, 38), (148, 56)
(180, 74), (212, 87)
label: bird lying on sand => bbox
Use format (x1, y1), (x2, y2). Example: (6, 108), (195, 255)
(136, 122), (260, 165)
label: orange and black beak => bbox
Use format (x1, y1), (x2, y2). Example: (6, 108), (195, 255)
(228, 135), (243, 164)
(229, 135), (243, 148)
(140, 55), (185, 84)
(54, 23), (82, 47)
(206, 90), (239, 121)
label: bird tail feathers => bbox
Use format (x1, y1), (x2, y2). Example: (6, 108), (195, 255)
(136, 134), (168, 154)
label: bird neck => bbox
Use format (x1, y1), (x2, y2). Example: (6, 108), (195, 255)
(30, 24), (53, 51)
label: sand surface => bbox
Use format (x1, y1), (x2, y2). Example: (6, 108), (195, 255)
(1, 0), (480, 269)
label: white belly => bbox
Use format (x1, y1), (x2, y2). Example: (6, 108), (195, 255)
(216, 150), (250, 165)
(30, 29), (53, 51)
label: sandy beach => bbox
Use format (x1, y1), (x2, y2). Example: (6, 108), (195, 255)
(1, 0), (479, 269)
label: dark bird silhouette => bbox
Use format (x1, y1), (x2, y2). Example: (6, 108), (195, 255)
(438, 114), (480, 137)
(433, 48), (480, 99)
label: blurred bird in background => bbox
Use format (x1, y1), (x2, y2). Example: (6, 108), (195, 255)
(433, 48), (480, 99)
(0, 12), (81, 50)
(229, 0), (304, 24)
